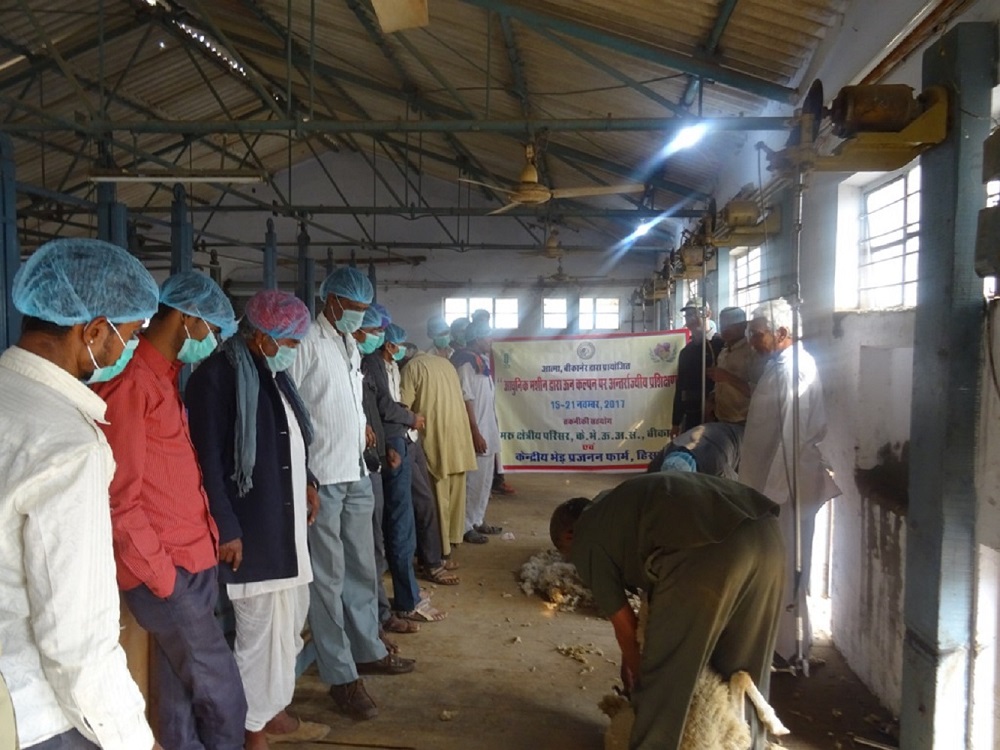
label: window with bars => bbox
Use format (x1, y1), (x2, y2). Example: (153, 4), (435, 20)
(443, 297), (519, 329)
(858, 165), (921, 309)
(730, 246), (763, 313)
(543, 297), (568, 329)
(579, 297), (620, 330)
(985, 179), (999, 298)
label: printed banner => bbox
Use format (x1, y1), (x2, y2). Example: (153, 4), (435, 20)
(493, 331), (687, 472)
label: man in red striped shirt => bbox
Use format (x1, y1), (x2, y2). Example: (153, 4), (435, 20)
(95, 271), (245, 750)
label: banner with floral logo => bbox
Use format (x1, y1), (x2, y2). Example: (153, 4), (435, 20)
(492, 330), (688, 471)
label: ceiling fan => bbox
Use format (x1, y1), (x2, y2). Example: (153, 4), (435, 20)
(520, 228), (564, 259)
(462, 144), (645, 216)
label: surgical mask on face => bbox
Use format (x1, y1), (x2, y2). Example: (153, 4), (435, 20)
(357, 331), (383, 355)
(264, 343), (297, 372)
(392, 346), (406, 362)
(330, 297), (365, 334)
(178, 320), (217, 364)
(432, 335), (451, 349)
(86, 321), (137, 384)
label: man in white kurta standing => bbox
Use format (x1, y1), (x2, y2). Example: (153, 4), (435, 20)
(0, 238), (161, 750)
(288, 267), (415, 723)
(739, 298), (841, 665)
(452, 318), (503, 544)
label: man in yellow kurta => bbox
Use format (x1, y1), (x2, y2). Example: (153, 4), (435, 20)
(400, 350), (477, 556)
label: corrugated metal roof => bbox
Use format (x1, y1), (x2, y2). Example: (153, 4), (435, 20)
(0, 0), (848, 250)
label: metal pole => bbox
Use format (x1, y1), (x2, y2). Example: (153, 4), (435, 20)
(296, 221), (311, 306)
(700, 250), (708, 424)
(0, 134), (20, 350)
(790, 161), (806, 677)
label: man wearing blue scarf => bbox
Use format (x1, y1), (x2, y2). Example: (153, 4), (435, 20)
(186, 290), (330, 748)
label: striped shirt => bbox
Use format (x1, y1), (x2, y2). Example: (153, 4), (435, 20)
(288, 313), (367, 485)
(94, 337), (219, 597)
(0, 347), (153, 750)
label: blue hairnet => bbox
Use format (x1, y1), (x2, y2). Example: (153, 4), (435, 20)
(450, 317), (469, 346)
(361, 307), (384, 329)
(465, 319), (492, 343)
(319, 266), (374, 304)
(427, 314), (449, 337)
(661, 452), (697, 473)
(471, 308), (490, 323)
(12, 238), (159, 326)
(385, 323), (407, 344)
(370, 302), (391, 328)
(244, 290), (311, 340)
(160, 270), (237, 339)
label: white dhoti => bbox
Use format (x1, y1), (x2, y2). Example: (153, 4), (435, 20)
(465, 452), (497, 532)
(231, 584), (310, 731)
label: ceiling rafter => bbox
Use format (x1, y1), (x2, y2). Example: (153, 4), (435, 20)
(679, 0), (741, 110)
(455, 0), (797, 103)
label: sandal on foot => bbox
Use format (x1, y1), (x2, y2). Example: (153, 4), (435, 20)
(419, 565), (460, 585)
(265, 719), (331, 743)
(462, 529), (488, 544)
(398, 599), (448, 622)
(383, 614), (420, 634)
(474, 523), (503, 535)
(440, 557), (460, 571)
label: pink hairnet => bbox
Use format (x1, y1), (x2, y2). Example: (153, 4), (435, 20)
(244, 290), (312, 340)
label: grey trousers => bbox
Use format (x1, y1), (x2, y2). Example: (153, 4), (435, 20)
(29, 729), (97, 749)
(409, 441), (444, 567)
(631, 516), (784, 750)
(369, 472), (392, 625)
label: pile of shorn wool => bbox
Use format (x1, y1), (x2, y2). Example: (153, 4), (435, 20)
(518, 549), (595, 611)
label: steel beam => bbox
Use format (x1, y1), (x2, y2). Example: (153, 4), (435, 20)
(96, 181), (128, 249)
(901, 21), (997, 750)
(295, 222), (310, 306)
(0, 115), (789, 136)
(171, 183), (194, 274)
(679, 0), (740, 109)
(59, 203), (702, 219)
(534, 27), (687, 116)
(456, 0), (796, 103)
(0, 134), (21, 349)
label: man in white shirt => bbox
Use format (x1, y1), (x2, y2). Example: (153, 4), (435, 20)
(0, 238), (161, 750)
(287, 267), (415, 723)
(740, 298), (841, 665)
(452, 319), (503, 544)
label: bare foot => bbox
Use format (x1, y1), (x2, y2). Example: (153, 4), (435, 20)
(262, 710), (298, 734)
(244, 729), (270, 750)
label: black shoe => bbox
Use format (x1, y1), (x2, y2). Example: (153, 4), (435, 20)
(463, 529), (489, 544)
(330, 679), (378, 720)
(356, 653), (416, 675)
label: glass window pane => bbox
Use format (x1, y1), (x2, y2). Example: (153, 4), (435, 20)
(906, 192), (920, 225)
(543, 298), (567, 329)
(444, 297), (468, 324)
(494, 298), (518, 329)
(987, 180), (999, 209)
(866, 202), (906, 240)
(594, 298), (619, 329)
(865, 177), (905, 212)
(468, 297), (493, 319)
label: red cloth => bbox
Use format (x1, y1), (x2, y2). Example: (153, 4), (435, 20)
(94, 337), (219, 596)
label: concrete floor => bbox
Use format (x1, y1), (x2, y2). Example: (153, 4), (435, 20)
(287, 472), (897, 750)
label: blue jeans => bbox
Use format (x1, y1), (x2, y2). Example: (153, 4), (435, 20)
(308, 479), (386, 686)
(382, 437), (421, 612)
(123, 567), (247, 750)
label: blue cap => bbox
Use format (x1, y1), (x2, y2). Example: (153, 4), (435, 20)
(319, 266), (374, 304)
(465, 319), (492, 343)
(385, 323), (407, 344)
(361, 306), (384, 329)
(160, 271), (237, 339)
(427, 314), (449, 337)
(661, 452), (697, 473)
(370, 302), (391, 328)
(12, 238), (159, 326)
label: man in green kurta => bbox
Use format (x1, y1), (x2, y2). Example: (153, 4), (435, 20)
(550, 472), (785, 750)
(400, 350), (477, 556)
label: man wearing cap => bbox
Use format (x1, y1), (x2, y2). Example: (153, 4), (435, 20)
(740, 298), (841, 665)
(646, 421), (745, 480)
(287, 267), (414, 723)
(185, 290), (330, 748)
(671, 298), (723, 437)
(0, 239), (160, 750)
(449, 317), (470, 356)
(94, 270), (244, 749)
(452, 318), (503, 544)
(426, 314), (452, 359)
(400, 335), (477, 558)
(707, 306), (765, 425)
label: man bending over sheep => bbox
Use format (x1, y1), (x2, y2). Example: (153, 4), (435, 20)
(550, 472), (785, 750)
